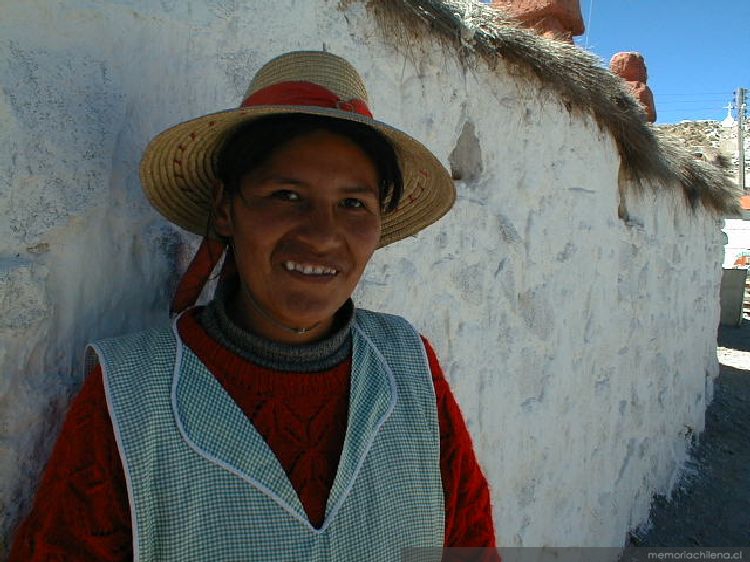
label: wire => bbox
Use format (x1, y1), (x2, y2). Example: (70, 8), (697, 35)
(658, 101), (731, 106)
(660, 110), (730, 114)
(657, 92), (733, 97)
(584, 0), (594, 48)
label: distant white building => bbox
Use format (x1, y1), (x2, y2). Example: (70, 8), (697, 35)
(723, 217), (750, 268)
(659, 112), (749, 268)
(721, 102), (737, 129)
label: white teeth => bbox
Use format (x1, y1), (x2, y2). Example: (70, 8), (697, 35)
(284, 260), (338, 276)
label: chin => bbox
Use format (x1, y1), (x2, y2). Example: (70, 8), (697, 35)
(277, 298), (343, 328)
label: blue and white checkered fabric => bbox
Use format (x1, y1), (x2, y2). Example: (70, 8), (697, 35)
(89, 308), (444, 562)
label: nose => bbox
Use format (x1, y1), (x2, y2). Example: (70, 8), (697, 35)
(295, 202), (342, 250)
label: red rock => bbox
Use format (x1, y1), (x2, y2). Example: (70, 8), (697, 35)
(491, 0), (584, 42)
(536, 16), (569, 40)
(609, 52), (647, 83)
(626, 81), (657, 122)
(609, 52), (656, 122)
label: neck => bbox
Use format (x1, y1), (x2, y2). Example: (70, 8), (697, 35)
(199, 291), (354, 372)
(231, 282), (334, 344)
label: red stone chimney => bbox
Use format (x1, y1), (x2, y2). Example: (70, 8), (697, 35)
(609, 52), (657, 122)
(490, 0), (584, 43)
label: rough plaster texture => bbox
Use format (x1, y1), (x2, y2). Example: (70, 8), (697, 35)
(1, 0), (724, 554)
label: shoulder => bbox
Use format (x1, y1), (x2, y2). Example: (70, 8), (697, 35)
(352, 308), (426, 353)
(86, 323), (175, 375)
(353, 308), (447, 382)
(92, 324), (173, 348)
(352, 308), (420, 348)
(89, 324), (174, 355)
(418, 335), (447, 382)
(353, 308), (414, 331)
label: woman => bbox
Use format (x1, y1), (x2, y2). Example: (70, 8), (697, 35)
(11, 51), (497, 561)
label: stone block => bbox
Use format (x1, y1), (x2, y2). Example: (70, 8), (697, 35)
(610, 52), (657, 122)
(610, 52), (647, 83)
(491, 0), (584, 41)
(627, 81), (657, 123)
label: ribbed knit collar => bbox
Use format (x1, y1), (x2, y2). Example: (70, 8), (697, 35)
(198, 283), (353, 373)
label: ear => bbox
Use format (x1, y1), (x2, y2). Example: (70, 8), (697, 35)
(212, 180), (233, 238)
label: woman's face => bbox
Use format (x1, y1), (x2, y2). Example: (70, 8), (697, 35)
(213, 129), (382, 343)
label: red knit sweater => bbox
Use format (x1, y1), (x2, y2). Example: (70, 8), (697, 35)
(10, 309), (498, 560)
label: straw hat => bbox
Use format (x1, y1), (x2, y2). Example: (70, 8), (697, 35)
(139, 51), (455, 247)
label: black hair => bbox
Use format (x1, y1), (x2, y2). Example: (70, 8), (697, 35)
(214, 113), (403, 213)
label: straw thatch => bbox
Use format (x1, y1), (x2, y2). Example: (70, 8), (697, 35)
(369, 0), (739, 214)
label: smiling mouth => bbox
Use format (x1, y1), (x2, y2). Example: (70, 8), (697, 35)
(283, 260), (339, 276)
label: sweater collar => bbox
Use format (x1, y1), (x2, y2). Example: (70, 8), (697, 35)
(198, 282), (353, 373)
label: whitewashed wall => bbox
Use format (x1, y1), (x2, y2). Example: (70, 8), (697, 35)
(0, 0), (724, 554)
(723, 218), (750, 267)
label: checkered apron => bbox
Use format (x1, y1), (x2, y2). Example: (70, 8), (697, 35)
(87, 309), (444, 561)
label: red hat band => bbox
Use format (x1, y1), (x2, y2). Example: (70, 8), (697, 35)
(241, 81), (373, 118)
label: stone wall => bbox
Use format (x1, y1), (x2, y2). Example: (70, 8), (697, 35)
(659, 119), (750, 185)
(0, 0), (724, 554)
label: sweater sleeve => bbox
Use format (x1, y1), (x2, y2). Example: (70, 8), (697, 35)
(420, 336), (500, 556)
(8, 366), (133, 562)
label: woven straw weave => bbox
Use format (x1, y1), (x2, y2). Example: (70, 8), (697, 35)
(244, 51), (369, 104)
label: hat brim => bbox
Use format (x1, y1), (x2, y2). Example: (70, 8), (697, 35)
(139, 105), (455, 247)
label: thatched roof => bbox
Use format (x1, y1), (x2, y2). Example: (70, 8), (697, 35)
(370, 0), (739, 214)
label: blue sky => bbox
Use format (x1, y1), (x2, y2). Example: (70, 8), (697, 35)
(482, 1), (750, 124)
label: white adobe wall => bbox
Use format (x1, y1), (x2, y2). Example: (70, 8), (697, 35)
(723, 218), (750, 267)
(0, 0), (724, 554)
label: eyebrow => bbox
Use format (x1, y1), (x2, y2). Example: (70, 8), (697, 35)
(266, 175), (305, 185)
(339, 185), (379, 196)
(266, 176), (379, 196)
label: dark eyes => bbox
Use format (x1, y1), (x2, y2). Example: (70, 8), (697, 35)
(270, 190), (369, 210)
(341, 198), (366, 209)
(271, 190), (300, 202)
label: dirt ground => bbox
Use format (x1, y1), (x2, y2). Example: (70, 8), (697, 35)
(628, 323), (750, 547)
